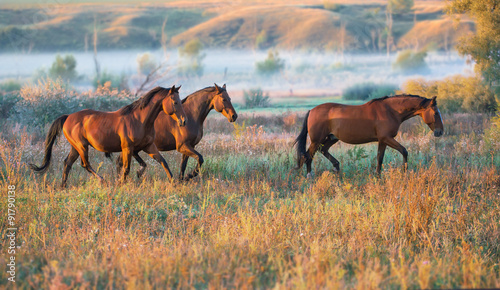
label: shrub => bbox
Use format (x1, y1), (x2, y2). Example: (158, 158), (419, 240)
(402, 75), (497, 113)
(393, 49), (429, 74)
(0, 79), (21, 92)
(0, 93), (21, 119)
(48, 54), (78, 81)
(343, 82), (398, 101)
(93, 70), (129, 90)
(483, 105), (500, 152)
(243, 88), (270, 108)
(256, 50), (285, 76)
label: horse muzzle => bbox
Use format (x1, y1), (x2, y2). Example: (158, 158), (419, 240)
(229, 113), (238, 122)
(434, 128), (443, 137)
(178, 117), (186, 127)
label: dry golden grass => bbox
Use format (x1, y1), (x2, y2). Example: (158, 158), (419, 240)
(0, 111), (499, 288)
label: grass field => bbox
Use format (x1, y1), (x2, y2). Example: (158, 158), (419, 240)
(1, 109), (499, 288)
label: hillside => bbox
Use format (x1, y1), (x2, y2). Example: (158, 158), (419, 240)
(0, 1), (473, 52)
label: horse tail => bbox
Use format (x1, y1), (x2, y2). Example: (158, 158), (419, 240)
(293, 110), (310, 169)
(29, 115), (68, 173)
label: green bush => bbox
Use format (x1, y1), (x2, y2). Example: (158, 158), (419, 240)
(256, 50), (285, 76)
(244, 88), (270, 109)
(93, 70), (129, 90)
(0, 93), (21, 119)
(402, 75), (497, 113)
(178, 39), (205, 77)
(0, 79), (21, 92)
(483, 106), (500, 152)
(393, 49), (429, 74)
(343, 82), (398, 101)
(49, 54), (78, 81)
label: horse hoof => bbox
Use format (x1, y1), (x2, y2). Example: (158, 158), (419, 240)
(306, 173), (313, 179)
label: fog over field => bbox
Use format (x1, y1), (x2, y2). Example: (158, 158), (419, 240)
(0, 49), (473, 98)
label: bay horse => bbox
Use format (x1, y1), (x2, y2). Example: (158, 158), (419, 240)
(294, 94), (444, 177)
(30, 85), (187, 187)
(115, 83), (238, 180)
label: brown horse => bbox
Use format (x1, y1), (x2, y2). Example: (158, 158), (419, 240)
(294, 94), (444, 177)
(115, 83), (238, 180)
(30, 85), (187, 187)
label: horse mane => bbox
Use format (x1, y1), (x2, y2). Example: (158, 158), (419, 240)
(181, 86), (226, 104)
(119, 87), (169, 115)
(368, 94), (430, 107)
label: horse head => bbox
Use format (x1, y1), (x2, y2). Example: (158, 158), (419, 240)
(212, 83), (238, 122)
(162, 85), (186, 127)
(420, 96), (444, 137)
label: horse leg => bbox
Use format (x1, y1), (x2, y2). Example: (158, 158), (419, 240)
(77, 144), (104, 182)
(61, 146), (79, 188)
(376, 142), (387, 175)
(143, 144), (173, 180)
(179, 154), (189, 180)
(178, 144), (204, 180)
(380, 137), (408, 172)
(120, 147), (132, 183)
(306, 142), (321, 178)
(115, 153), (123, 175)
(133, 152), (147, 179)
(320, 135), (340, 172)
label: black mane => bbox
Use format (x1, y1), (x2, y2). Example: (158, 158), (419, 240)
(368, 94), (427, 104)
(119, 87), (169, 115)
(181, 86), (225, 104)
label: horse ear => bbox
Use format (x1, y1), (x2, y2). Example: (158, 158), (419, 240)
(170, 85), (176, 94)
(222, 83), (226, 90)
(214, 83), (220, 93)
(175, 85), (181, 92)
(431, 96), (437, 106)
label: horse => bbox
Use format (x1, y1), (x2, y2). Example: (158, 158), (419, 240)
(294, 94), (444, 177)
(30, 85), (187, 187)
(115, 83), (238, 180)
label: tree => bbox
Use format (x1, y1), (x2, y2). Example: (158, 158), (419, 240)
(388, 0), (414, 14)
(178, 39), (205, 77)
(446, 0), (500, 85)
(49, 54), (77, 81)
(255, 50), (285, 76)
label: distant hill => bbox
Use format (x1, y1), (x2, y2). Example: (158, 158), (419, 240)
(0, 1), (474, 53)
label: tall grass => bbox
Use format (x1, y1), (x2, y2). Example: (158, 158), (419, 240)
(0, 109), (499, 288)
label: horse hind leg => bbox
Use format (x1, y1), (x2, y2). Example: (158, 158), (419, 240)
(306, 142), (321, 178)
(76, 144), (104, 183)
(61, 146), (79, 188)
(133, 152), (147, 179)
(178, 144), (204, 181)
(320, 134), (340, 172)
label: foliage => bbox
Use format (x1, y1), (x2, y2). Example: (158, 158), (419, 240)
(136, 53), (158, 76)
(323, 2), (344, 11)
(255, 30), (269, 50)
(178, 39), (205, 77)
(446, 0), (500, 84)
(343, 82), (398, 101)
(16, 78), (133, 127)
(93, 70), (129, 90)
(0, 93), (21, 119)
(402, 75), (497, 113)
(483, 104), (500, 152)
(255, 50), (285, 76)
(243, 88), (271, 108)
(388, 0), (414, 14)
(0, 79), (21, 92)
(48, 54), (78, 81)
(392, 49), (429, 74)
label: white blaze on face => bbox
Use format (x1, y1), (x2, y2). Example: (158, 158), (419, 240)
(435, 108), (442, 121)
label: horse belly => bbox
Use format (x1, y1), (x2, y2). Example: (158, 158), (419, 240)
(330, 119), (378, 144)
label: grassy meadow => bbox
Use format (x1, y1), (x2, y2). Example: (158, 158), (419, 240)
(1, 106), (499, 288)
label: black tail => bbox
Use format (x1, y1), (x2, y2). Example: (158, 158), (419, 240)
(29, 115), (68, 173)
(293, 110), (310, 169)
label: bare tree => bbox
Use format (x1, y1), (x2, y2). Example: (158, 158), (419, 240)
(93, 14), (100, 76)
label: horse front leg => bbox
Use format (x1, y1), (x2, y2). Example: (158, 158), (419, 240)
(143, 144), (174, 180)
(178, 144), (204, 180)
(179, 154), (189, 180)
(120, 147), (132, 183)
(133, 152), (147, 179)
(380, 137), (408, 172)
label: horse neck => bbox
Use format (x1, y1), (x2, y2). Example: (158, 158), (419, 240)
(136, 94), (165, 131)
(384, 97), (423, 122)
(184, 90), (215, 125)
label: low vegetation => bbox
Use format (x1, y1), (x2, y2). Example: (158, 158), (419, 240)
(343, 82), (398, 101)
(401, 75), (497, 113)
(243, 88), (271, 108)
(0, 101), (499, 288)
